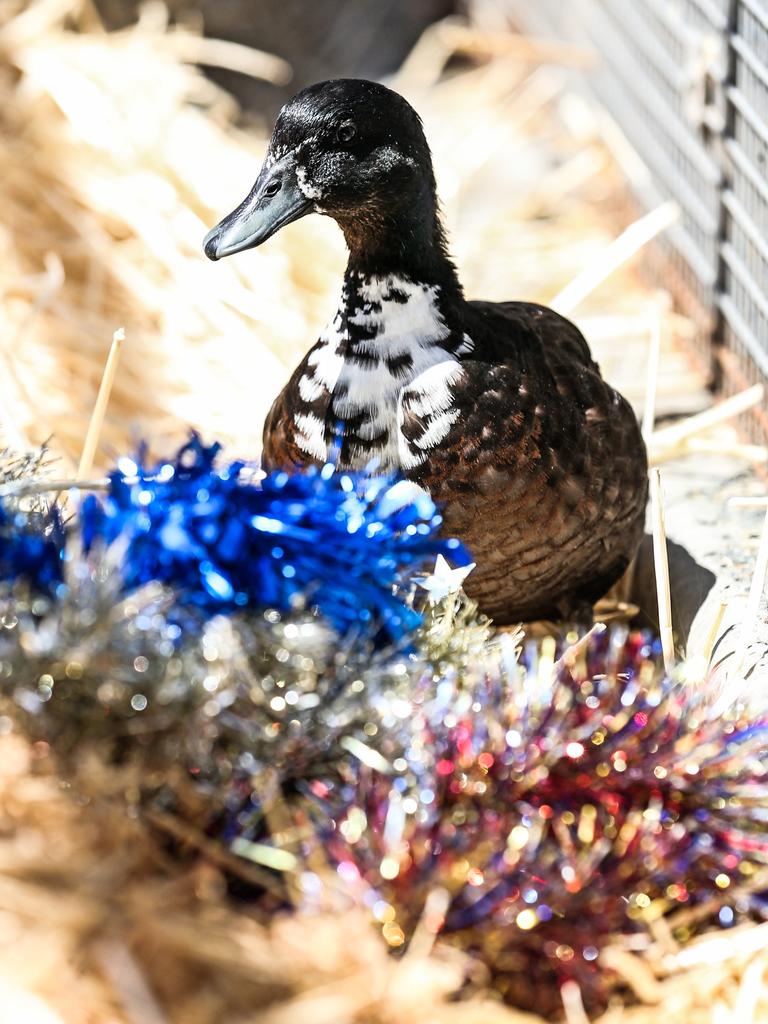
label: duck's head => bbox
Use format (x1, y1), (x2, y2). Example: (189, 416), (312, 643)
(203, 79), (439, 263)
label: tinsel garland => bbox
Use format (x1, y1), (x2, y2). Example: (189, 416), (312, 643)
(294, 626), (768, 1016)
(1, 440), (767, 1021)
(0, 446), (63, 587)
(79, 435), (469, 640)
(0, 437), (466, 770)
(1, 434), (467, 639)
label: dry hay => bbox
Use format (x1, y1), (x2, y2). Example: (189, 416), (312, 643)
(0, 0), (340, 465)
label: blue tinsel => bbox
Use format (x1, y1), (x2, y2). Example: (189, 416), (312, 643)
(71, 435), (469, 641)
(0, 503), (64, 591)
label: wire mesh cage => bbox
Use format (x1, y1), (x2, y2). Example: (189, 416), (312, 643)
(723, 0), (768, 401)
(506, 0), (768, 442)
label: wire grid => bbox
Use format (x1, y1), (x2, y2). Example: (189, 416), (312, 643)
(506, 0), (768, 441)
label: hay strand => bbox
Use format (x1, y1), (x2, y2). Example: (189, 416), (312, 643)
(77, 327), (125, 480)
(650, 468), (675, 673)
(727, 497), (768, 509)
(163, 33), (292, 85)
(651, 385), (764, 450)
(642, 311), (662, 442)
(561, 980), (590, 1024)
(735, 506), (768, 679)
(552, 201), (679, 314)
(702, 601), (728, 664)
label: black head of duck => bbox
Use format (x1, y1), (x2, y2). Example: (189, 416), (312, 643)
(204, 78), (455, 284)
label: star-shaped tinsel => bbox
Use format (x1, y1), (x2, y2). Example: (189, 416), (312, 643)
(415, 553), (476, 603)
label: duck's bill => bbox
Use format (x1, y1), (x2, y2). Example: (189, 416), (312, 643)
(203, 153), (312, 261)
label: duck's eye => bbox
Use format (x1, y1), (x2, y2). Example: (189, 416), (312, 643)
(264, 179), (281, 198)
(336, 123), (356, 144)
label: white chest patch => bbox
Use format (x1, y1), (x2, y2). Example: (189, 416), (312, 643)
(294, 275), (467, 470)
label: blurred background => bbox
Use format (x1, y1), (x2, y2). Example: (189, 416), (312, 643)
(1, 0), (730, 468)
(3, 0), (767, 463)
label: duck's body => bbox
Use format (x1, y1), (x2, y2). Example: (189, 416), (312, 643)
(205, 79), (648, 623)
(263, 270), (646, 622)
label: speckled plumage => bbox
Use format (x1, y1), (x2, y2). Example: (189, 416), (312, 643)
(205, 79), (649, 624)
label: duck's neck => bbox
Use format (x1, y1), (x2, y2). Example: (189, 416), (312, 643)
(336, 183), (464, 306)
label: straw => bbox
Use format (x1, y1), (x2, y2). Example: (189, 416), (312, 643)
(650, 385), (764, 450)
(734, 506), (768, 679)
(702, 602), (727, 664)
(94, 939), (170, 1024)
(163, 33), (292, 84)
(552, 201), (679, 314)
(650, 468), (675, 674)
(0, 477), (109, 499)
(77, 327), (125, 480)
(561, 981), (590, 1024)
(652, 439), (768, 465)
(642, 311), (662, 442)
(727, 497), (768, 509)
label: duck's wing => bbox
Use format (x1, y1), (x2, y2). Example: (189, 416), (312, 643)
(401, 355), (585, 498)
(262, 392), (299, 471)
(261, 360), (322, 472)
(401, 297), (647, 540)
(401, 349), (647, 621)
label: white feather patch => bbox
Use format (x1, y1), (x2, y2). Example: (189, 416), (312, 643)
(298, 374), (324, 403)
(298, 275), (468, 469)
(456, 332), (475, 355)
(399, 359), (466, 467)
(296, 164), (323, 200)
(294, 412), (327, 460)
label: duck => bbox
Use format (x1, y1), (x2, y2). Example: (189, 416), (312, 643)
(203, 78), (649, 625)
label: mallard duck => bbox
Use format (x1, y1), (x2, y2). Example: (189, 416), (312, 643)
(203, 78), (648, 623)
